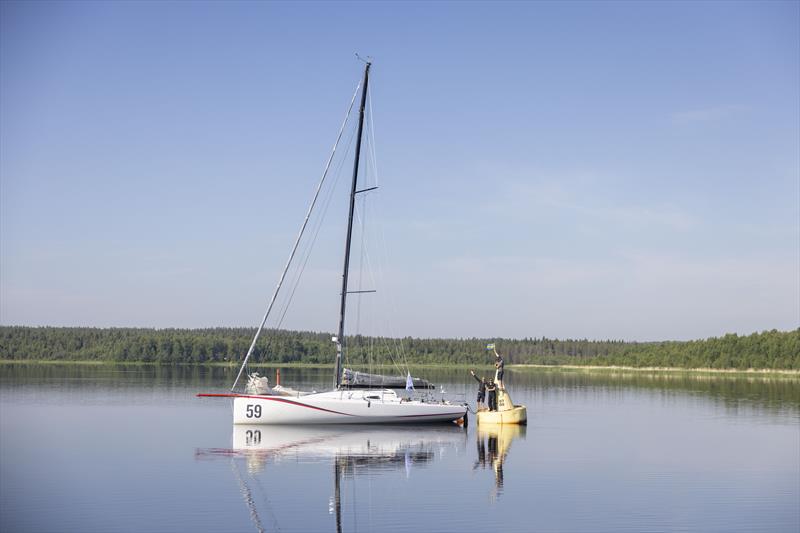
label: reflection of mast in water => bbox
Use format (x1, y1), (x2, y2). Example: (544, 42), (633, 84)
(231, 458), (267, 533)
(331, 443), (440, 533)
(474, 424), (526, 501)
(196, 425), (467, 533)
(333, 458), (343, 533)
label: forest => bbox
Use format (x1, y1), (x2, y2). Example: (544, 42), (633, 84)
(0, 326), (797, 370)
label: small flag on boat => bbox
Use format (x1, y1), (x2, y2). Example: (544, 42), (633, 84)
(486, 343), (495, 350)
(405, 371), (414, 391)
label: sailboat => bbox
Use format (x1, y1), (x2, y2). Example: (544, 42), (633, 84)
(199, 61), (467, 425)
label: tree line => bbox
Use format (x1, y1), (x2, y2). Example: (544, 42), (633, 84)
(0, 326), (797, 370)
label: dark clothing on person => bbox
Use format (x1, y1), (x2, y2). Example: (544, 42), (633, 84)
(486, 382), (497, 411)
(495, 356), (505, 382)
(471, 372), (487, 404)
(475, 437), (486, 469)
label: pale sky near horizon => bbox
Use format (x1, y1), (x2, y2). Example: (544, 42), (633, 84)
(1, 1), (798, 342)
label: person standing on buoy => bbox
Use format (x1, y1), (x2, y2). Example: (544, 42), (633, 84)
(485, 380), (498, 411)
(469, 369), (487, 410)
(494, 352), (505, 389)
(487, 343), (505, 390)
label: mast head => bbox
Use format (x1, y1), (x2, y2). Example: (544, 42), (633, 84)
(355, 53), (372, 67)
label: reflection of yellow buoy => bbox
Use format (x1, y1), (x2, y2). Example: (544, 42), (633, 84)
(477, 389), (527, 425)
(475, 421), (526, 501)
(477, 422), (526, 450)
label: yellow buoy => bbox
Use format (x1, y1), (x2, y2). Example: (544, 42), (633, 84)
(472, 347), (526, 425)
(476, 388), (527, 425)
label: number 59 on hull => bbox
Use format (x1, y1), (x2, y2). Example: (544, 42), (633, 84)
(233, 390), (467, 425)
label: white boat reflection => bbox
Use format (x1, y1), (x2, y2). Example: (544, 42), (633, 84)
(212, 424), (468, 473)
(474, 424), (526, 501)
(196, 425), (468, 532)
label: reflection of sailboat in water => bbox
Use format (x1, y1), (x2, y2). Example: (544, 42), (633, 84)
(196, 425), (466, 532)
(473, 424), (526, 501)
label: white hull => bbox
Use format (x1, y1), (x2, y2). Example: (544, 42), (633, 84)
(232, 388), (466, 425)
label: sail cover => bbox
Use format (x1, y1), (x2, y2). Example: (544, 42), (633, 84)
(341, 368), (433, 389)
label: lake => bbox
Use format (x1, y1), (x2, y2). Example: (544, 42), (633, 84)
(1, 364), (798, 532)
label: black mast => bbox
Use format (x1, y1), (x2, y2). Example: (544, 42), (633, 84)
(334, 61), (371, 389)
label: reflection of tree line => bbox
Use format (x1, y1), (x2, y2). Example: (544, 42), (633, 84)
(511, 370), (800, 414)
(0, 363), (331, 395)
(6, 363), (797, 415)
(0, 362), (231, 389)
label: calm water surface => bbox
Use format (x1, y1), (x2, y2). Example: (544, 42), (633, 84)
(1, 365), (798, 532)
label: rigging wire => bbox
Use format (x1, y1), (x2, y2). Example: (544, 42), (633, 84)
(230, 458), (268, 533)
(240, 71), (413, 384)
(341, 83), (412, 379)
(342, 76), (413, 381)
(250, 467), (283, 532)
(353, 200), (400, 376)
(365, 84), (412, 376)
(363, 90), (381, 373)
(231, 81), (361, 391)
(352, 106), (381, 373)
(274, 119), (359, 331)
(352, 194), (368, 370)
(344, 84), (379, 376)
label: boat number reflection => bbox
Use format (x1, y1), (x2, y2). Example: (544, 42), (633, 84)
(245, 429), (262, 445)
(245, 404), (262, 418)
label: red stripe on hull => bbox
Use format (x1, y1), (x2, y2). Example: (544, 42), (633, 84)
(199, 393), (355, 416)
(198, 393), (465, 421)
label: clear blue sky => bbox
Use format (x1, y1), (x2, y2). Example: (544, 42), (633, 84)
(1, 1), (798, 341)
